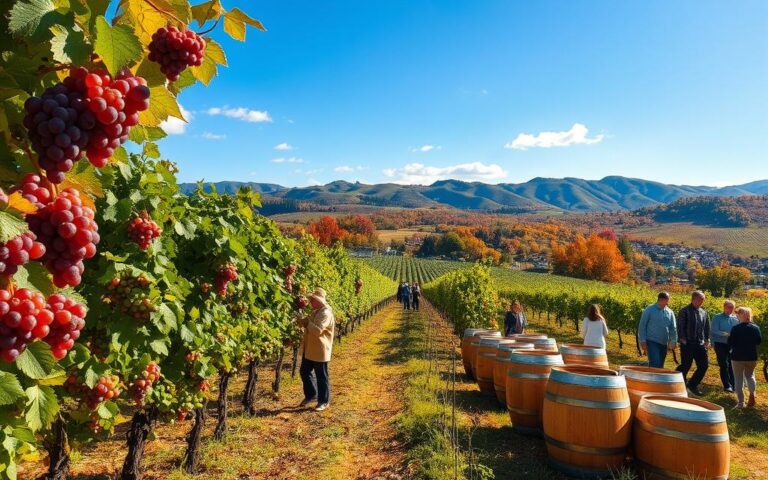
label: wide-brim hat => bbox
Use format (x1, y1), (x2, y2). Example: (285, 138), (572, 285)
(310, 287), (328, 305)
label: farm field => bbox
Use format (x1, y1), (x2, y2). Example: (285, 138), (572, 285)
(623, 223), (768, 257)
(376, 226), (436, 245)
(363, 256), (471, 284)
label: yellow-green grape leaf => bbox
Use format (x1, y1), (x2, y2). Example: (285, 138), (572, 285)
(6, 192), (37, 215)
(127, 125), (167, 143)
(190, 39), (226, 85)
(223, 8), (266, 42)
(0, 372), (25, 406)
(24, 385), (59, 432)
(94, 16), (143, 76)
(191, 0), (223, 26)
(120, 0), (191, 43)
(134, 57), (167, 88)
(61, 161), (105, 198)
(143, 142), (160, 158)
(112, 145), (129, 164)
(49, 24), (90, 65)
(14, 263), (55, 297)
(169, 68), (197, 94)
(138, 85), (183, 127)
(0, 210), (28, 243)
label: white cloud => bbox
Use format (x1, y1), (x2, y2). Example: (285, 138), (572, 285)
(274, 142), (293, 151)
(505, 123), (604, 150)
(159, 105), (192, 135)
(382, 162), (507, 185)
(411, 144), (440, 153)
(271, 157), (304, 164)
(334, 165), (365, 173)
(206, 107), (272, 123)
(201, 132), (226, 140)
(294, 168), (323, 175)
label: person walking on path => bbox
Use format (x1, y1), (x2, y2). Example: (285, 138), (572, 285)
(396, 281), (405, 304)
(297, 287), (336, 412)
(411, 282), (421, 311)
(711, 300), (739, 393)
(581, 304), (609, 349)
(729, 306), (762, 408)
(504, 300), (527, 336)
(676, 290), (710, 396)
(402, 282), (411, 310)
(638, 291), (678, 369)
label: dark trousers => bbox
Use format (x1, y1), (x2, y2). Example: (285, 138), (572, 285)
(403, 297), (411, 310)
(300, 357), (330, 404)
(676, 343), (709, 388)
(713, 342), (734, 390)
(647, 340), (668, 368)
(412, 297), (420, 310)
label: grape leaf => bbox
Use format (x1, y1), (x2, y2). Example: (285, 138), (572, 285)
(6, 192), (37, 215)
(138, 86), (183, 127)
(191, 0), (223, 26)
(94, 16), (143, 76)
(16, 341), (56, 380)
(62, 161), (105, 198)
(49, 24), (90, 65)
(13, 263), (55, 297)
(8, 0), (66, 39)
(127, 125), (167, 144)
(120, 0), (191, 44)
(223, 8), (266, 42)
(0, 372), (25, 406)
(142, 142), (160, 159)
(24, 385), (59, 432)
(0, 210), (28, 243)
(190, 38), (226, 86)
(112, 145), (129, 164)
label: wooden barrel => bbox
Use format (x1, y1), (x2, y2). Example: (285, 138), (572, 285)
(464, 331), (501, 380)
(619, 366), (687, 413)
(461, 328), (497, 380)
(543, 366), (632, 478)
(505, 350), (564, 435)
(530, 337), (557, 351)
(493, 341), (535, 405)
(634, 395), (729, 480)
(475, 337), (504, 395)
(559, 344), (609, 367)
(511, 333), (547, 340)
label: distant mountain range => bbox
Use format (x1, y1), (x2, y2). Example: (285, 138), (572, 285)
(180, 176), (768, 212)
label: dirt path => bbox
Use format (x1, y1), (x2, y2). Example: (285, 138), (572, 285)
(38, 302), (413, 480)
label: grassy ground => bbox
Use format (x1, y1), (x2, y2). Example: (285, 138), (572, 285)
(31, 302), (414, 480)
(623, 222), (768, 257)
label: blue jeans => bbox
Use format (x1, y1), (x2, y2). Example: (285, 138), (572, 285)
(647, 340), (668, 368)
(300, 357), (330, 404)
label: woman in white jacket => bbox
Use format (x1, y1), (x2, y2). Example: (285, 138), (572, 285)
(582, 304), (609, 349)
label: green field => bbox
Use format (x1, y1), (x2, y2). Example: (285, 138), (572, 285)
(363, 256), (471, 284)
(624, 223), (768, 257)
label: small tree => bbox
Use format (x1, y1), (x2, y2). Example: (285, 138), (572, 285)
(551, 234), (631, 283)
(697, 263), (752, 297)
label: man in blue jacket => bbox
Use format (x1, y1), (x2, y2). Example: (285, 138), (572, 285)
(638, 291), (678, 368)
(711, 300), (738, 393)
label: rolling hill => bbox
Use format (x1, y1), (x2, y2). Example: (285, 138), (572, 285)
(180, 177), (768, 212)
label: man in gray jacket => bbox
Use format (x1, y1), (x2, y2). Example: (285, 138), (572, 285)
(676, 290), (710, 396)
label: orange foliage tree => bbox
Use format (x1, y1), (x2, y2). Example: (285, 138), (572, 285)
(307, 216), (348, 246)
(551, 233), (631, 283)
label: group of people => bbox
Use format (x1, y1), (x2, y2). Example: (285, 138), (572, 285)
(637, 290), (762, 408)
(504, 290), (762, 409)
(396, 281), (421, 311)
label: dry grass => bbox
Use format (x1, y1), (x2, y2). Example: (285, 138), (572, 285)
(624, 222), (768, 257)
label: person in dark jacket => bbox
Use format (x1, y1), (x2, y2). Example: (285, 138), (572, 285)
(402, 282), (411, 310)
(729, 306), (762, 408)
(676, 290), (710, 396)
(411, 282), (421, 311)
(396, 282), (404, 304)
(504, 300), (527, 336)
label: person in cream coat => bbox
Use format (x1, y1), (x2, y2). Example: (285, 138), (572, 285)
(297, 287), (335, 412)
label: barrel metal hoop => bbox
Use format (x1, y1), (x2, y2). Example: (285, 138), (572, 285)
(636, 419), (729, 443)
(549, 369), (626, 388)
(560, 346), (607, 356)
(620, 367), (685, 383)
(635, 458), (729, 480)
(508, 371), (550, 380)
(544, 433), (627, 456)
(508, 406), (538, 416)
(638, 397), (726, 423)
(545, 391), (630, 410)
(509, 354), (564, 365)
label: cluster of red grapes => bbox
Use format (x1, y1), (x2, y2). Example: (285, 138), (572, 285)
(0, 288), (54, 362)
(215, 263), (238, 296)
(14, 173), (53, 207)
(0, 232), (46, 276)
(23, 68), (150, 181)
(85, 375), (121, 410)
(355, 277), (363, 296)
(283, 264), (296, 293)
(129, 361), (161, 406)
(27, 188), (99, 288)
(148, 26), (206, 81)
(44, 293), (87, 360)
(127, 211), (162, 250)
(185, 351), (200, 363)
(197, 379), (209, 392)
(103, 273), (156, 321)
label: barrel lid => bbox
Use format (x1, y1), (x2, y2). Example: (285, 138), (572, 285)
(472, 330), (501, 338)
(529, 338), (556, 346)
(512, 333), (547, 340)
(497, 342), (534, 352)
(509, 350), (564, 365)
(469, 335), (499, 345)
(559, 344), (607, 356)
(639, 395), (725, 423)
(619, 365), (684, 384)
(479, 337), (503, 346)
(549, 366), (624, 388)
(463, 328), (498, 338)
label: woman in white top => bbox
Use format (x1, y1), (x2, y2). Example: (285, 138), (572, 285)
(581, 304), (609, 349)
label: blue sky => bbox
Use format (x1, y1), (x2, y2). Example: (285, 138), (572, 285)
(161, 0), (768, 187)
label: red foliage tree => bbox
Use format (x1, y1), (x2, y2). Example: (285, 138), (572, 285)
(551, 233), (630, 283)
(307, 216), (348, 246)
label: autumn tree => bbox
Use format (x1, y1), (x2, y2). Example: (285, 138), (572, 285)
(696, 263), (752, 297)
(307, 216), (348, 246)
(551, 234), (631, 282)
